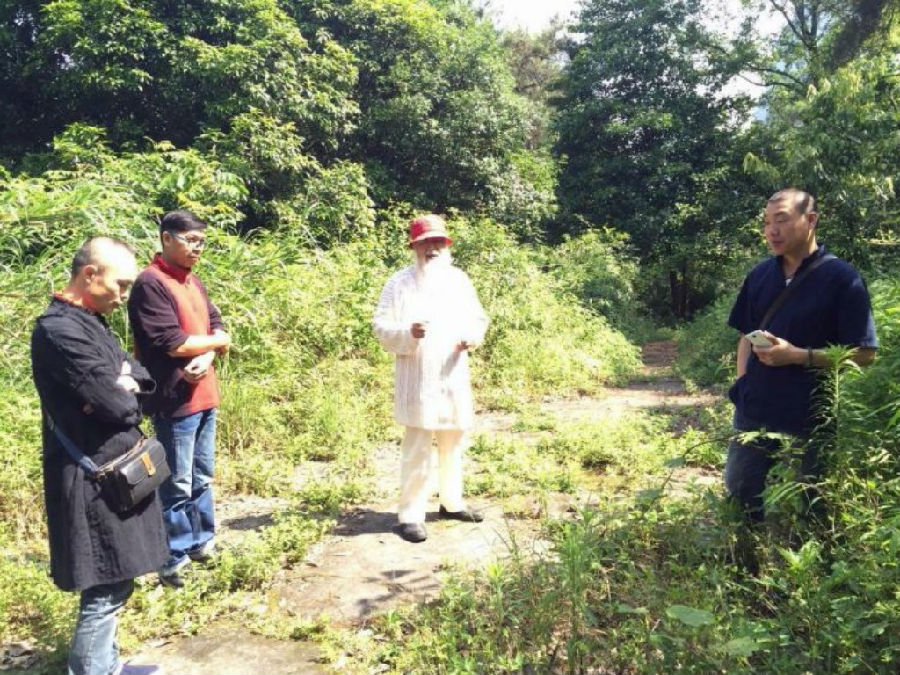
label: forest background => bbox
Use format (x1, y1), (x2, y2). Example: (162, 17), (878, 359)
(1, 1), (898, 673)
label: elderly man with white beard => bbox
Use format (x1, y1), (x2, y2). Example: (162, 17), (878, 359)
(374, 214), (489, 543)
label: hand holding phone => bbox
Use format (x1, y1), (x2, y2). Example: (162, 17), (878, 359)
(745, 330), (776, 348)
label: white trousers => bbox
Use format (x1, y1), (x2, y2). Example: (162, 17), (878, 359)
(398, 427), (468, 524)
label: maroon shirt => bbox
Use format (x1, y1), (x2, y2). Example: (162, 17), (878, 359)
(128, 255), (224, 417)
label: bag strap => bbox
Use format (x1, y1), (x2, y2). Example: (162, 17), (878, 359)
(45, 414), (100, 477)
(759, 252), (836, 331)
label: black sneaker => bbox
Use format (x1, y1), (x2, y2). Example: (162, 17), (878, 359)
(397, 523), (427, 543)
(438, 505), (484, 522)
(158, 570), (185, 589)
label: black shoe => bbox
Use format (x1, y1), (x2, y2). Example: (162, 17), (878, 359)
(188, 540), (216, 563)
(158, 570), (185, 589)
(397, 523), (427, 543)
(439, 505), (484, 522)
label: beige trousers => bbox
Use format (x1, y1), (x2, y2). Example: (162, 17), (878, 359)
(398, 427), (468, 524)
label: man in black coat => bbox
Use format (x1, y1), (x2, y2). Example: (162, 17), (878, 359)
(31, 237), (167, 675)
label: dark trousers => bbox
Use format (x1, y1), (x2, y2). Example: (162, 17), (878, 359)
(724, 431), (822, 522)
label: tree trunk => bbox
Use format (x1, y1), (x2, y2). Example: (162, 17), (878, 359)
(669, 261), (691, 320)
(679, 259), (690, 319)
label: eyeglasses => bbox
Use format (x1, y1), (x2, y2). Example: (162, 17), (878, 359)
(168, 231), (207, 249)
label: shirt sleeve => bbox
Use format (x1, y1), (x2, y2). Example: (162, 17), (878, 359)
(128, 277), (189, 354)
(727, 276), (754, 335)
(373, 273), (418, 356)
(208, 301), (224, 332)
(35, 319), (142, 426)
(123, 353), (157, 395)
(835, 274), (879, 348)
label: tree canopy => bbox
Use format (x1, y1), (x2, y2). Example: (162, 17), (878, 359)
(1, 0), (897, 305)
(550, 0), (899, 318)
(1, 0), (556, 240)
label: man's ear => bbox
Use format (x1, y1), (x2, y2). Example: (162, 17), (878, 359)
(82, 263), (98, 283)
(807, 211), (819, 231)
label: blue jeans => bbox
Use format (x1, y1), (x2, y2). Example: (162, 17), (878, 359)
(68, 579), (134, 675)
(153, 409), (217, 569)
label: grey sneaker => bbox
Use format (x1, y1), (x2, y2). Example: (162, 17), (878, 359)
(158, 556), (189, 588)
(439, 505), (484, 522)
(118, 663), (164, 675)
(158, 569), (184, 589)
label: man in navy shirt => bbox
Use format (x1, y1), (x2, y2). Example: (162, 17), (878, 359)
(726, 188), (877, 522)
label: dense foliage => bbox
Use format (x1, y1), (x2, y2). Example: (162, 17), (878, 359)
(553, 0), (761, 319)
(284, 0), (556, 230)
(1, 0), (556, 238)
(1, 0), (357, 153)
(553, 0), (900, 319)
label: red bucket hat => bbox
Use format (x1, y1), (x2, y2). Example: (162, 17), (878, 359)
(408, 214), (452, 247)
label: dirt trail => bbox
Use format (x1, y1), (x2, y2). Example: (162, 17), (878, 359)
(125, 341), (718, 674)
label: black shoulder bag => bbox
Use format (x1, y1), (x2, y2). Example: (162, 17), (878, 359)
(47, 415), (170, 513)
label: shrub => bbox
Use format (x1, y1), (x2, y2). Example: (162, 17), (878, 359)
(673, 292), (739, 387)
(452, 216), (642, 404)
(543, 228), (653, 340)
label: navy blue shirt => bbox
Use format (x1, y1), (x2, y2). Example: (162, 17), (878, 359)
(728, 245), (878, 435)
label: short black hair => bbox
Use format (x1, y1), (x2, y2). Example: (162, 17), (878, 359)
(70, 237), (135, 279)
(160, 210), (207, 234)
(769, 188), (817, 215)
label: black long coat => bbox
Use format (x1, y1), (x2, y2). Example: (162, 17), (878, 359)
(31, 298), (169, 591)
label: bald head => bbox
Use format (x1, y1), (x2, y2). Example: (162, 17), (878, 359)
(67, 237), (138, 314)
(70, 237), (135, 280)
(768, 188), (817, 218)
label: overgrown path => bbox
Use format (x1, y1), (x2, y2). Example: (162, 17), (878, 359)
(128, 341), (718, 674)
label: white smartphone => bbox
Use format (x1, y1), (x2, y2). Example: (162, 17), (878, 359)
(745, 330), (775, 348)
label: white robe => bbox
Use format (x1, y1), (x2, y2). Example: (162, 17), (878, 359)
(373, 261), (489, 430)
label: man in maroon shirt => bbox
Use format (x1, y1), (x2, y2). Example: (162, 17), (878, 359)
(128, 210), (231, 587)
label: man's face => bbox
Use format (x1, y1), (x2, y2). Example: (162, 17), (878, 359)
(83, 249), (138, 315)
(162, 229), (206, 269)
(763, 197), (816, 257)
(412, 237), (448, 266)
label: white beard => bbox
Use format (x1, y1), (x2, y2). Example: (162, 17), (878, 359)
(415, 249), (452, 280)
